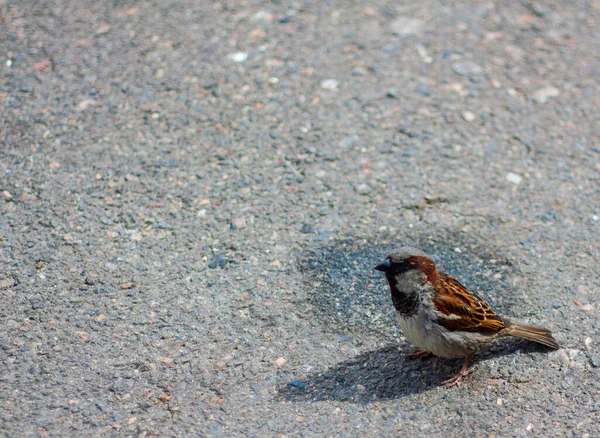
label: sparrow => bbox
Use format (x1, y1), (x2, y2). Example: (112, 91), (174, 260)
(374, 246), (559, 386)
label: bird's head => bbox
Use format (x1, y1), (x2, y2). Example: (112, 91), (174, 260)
(374, 246), (438, 284)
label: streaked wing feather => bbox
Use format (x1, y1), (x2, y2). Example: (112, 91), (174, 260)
(434, 273), (505, 333)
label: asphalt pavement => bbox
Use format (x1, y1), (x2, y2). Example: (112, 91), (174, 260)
(1, 1), (599, 436)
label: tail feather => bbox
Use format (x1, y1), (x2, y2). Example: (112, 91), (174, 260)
(501, 321), (560, 349)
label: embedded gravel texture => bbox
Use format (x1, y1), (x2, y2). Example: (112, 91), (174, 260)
(1, 0), (600, 436)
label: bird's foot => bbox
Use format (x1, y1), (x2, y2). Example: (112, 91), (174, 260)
(442, 368), (473, 387)
(406, 349), (433, 360)
(442, 354), (474, 387)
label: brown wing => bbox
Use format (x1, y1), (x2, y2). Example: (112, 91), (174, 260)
(433, 272), (505, 333)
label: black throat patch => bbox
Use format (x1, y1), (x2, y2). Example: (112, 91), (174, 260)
(385, 273), (419, 317)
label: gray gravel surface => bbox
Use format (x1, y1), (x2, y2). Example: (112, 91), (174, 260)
(2, 0), (600, 436)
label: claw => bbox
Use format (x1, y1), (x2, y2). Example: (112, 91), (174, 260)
(442, 354), (474, 387)
(406, 349), (433, 360)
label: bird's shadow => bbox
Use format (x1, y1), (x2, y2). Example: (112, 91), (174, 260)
(278, 337), (551, 403)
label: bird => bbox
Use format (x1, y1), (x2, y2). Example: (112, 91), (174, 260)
(374, 246), (559, 386)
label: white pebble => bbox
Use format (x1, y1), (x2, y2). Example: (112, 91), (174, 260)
(389, 16), (423, 35)
(551, 348), (570, 366)
(320, 79), (339, 89)
(506, 172), (522, 185)
(462, 111), (476, 122)
(592, 215), (599, 221)
(454, 247), (462, 253)
(230, 52), (248, 63)
(533, 86), (560, 103)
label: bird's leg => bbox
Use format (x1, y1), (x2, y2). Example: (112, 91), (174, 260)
(406, 349), (433, 360)
(443, 353), (474, 387)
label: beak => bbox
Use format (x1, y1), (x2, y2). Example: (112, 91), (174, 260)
(374, 259), (391, 272)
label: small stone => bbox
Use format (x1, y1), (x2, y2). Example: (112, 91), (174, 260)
(415, 85), (431, 96)
(95, 24), (111, 35)
(320, 79), (339, 89)
(275, 357), (286, 366)
(251, 11), (274, 24)
(288, 379), (306, 389)
(197, 209), (207, 217)
(462, 111), (476, 122)
(300, 224), (315, 234)
(386, 88), (398, 98)
(550, 348), (570, 366)
(33, 60), (52, 72)
(230, 52), (248, 63)
(506, 172), (522, 185)
(533, 86), (560, 103)
(389, 16), (423, 35)
(352, 66), (367, 76)
(208, 255), (227, 269)
(452, 61), (483, 76)
(340, 135), (359, 149)
(75, 331), (88, 341)
(2, 190), (13, 200)
(77, 99), (96, 111)
(355, 183), (370, 195)
(155, 69), (165, 79)
(232, 217), (246, 229)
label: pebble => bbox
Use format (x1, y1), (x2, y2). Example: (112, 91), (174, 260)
(585, 337), (599, 367)
(386, 88), (398, 98)
(232, 217), (246, 230)
(355, 183), (370, 195)
(352, 66), (367, 76)
(389, 16), (423, 35)
(300, 224), (315, 234)
(415, 85), (431, 96)
(462, 111), (476, 122)
(452, 61), (483, 76)
(550, 348), (570, 366)
(77, 100), (96, 111)
(340, 135), (360, 149)
(208, 255), (227, 269)
(320, 79), (339, 90)
(95, 24), (111, 35)
(506, 172), (522, 185)
(288, 379), (306, 389)
(251, 11), (273, 24)
(2, 190), (13, 200)
(533, 86), (560, 103)
(230, 52), (248, 63)
(275, 357), (286, 366)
